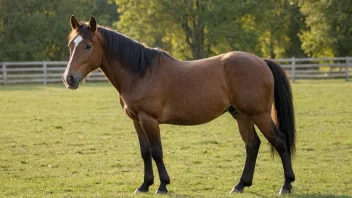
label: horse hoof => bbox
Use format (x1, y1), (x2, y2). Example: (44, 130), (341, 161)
(134, 189), (147, 194)
(279, 187), (291, 194)
(229, 187), (243, 193)
(155, 189), (168, 194)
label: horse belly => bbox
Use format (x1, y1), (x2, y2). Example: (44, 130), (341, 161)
(158, 57), (230, 125)
(160, 94), (229, 125)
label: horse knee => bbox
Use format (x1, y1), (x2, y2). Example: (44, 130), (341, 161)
(252, 136), (261, 149)
(151, 144), (163, 162)
(140, 145), (151, 160)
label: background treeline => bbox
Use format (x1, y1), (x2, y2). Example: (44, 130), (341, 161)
(0, 0), (351, 61)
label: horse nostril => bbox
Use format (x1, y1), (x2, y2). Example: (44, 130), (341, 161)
(68, 75), (74, 83)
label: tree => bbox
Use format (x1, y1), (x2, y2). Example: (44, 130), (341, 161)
(92, 0), (119, 27)
(299, 0), (352, 57)
(252, 0), (306, 58)
(0, 0), (118, 61)
(284, 1), (307, 58)
(115, 0), (262, 60)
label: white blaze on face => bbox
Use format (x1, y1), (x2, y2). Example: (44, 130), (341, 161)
(64, 35), (83, 76)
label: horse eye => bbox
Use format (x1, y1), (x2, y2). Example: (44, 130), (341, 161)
(85, 44), (92, 50)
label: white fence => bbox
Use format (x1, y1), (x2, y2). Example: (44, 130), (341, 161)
(275, 57), (351, 83)
(0, 57), (351, 85)
(0, 61), (106, 85)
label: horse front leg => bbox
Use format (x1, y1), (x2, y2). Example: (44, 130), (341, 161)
(133, 122), (154, 193)
(138, 112), (170, 194)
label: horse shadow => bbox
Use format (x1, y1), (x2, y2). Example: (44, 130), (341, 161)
(288, 194), (350, 198)
(246, 193), (350, 198)
(162, 192), (351, 198)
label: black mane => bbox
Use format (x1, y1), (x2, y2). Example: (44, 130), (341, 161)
(96, 26), (172, 75)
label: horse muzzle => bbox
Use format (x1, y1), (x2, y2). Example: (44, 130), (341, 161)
(62, 72), (81, 90)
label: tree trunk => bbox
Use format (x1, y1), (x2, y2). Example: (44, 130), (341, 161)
(269, 32), (276, 59)
(181, 0), (210, 60)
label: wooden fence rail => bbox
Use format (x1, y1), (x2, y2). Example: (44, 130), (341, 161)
(0, 57), (351, 85)
(275, 57), (351, 83)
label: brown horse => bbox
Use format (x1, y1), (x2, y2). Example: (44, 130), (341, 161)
(63, 16), (296, 195)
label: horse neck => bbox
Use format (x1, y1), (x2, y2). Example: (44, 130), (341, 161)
(95, 33), (132, 94)
(96, 32), (176, 94)
(100, 58), (136, 94)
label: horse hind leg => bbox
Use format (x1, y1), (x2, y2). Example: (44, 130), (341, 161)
(250, 113), (295, 194)
(229, 110), (261, 193)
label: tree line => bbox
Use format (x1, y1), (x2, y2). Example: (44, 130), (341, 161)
(0, 0), (351, 61)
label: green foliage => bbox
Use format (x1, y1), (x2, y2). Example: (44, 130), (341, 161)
(115, 0), (262, 59)
(0, 0), (118, 61)
(253, 0), (307, 58)
(1, 0), (351, 61)
(114, 0), (310, 59)
(0, 81), (352, 197)
(285, 1), (308, 58)
(299, 0), (352, 57)
(115, 0), (351, 59)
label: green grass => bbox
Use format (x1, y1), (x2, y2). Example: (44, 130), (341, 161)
(0, 80), (351, 197)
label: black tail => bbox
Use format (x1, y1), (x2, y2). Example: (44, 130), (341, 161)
(264, 59), (296, 157)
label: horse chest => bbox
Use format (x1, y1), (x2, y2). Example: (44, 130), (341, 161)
(120, 97), (140, 122)
(124, 106), (139, 122)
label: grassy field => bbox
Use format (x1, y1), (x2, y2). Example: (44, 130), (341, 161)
(0, 80), (351, 198)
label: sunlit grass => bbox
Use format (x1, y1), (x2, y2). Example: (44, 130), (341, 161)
(0, 81), (351, 197)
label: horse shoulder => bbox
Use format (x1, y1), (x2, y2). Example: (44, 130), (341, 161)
(120, 89), (164, 123)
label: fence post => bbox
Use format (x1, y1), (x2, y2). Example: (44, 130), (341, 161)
(291, 57), (296, 83)
(346, 57), (350, 81)
(43, 61), (47, 85)
(2, 62), (7, 86)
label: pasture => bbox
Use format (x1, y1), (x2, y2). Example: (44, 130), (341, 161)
(0, 81), (351, 197)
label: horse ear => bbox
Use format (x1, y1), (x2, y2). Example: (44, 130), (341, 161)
(70, 15), (80, 29)
(89, 16), (97, 32)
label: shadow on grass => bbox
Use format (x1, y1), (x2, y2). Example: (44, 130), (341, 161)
(163, 191), (267, 198)
(292, 194), (350, 198)
(245, 192), (351, 198)
(162, 192), (351, 198)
